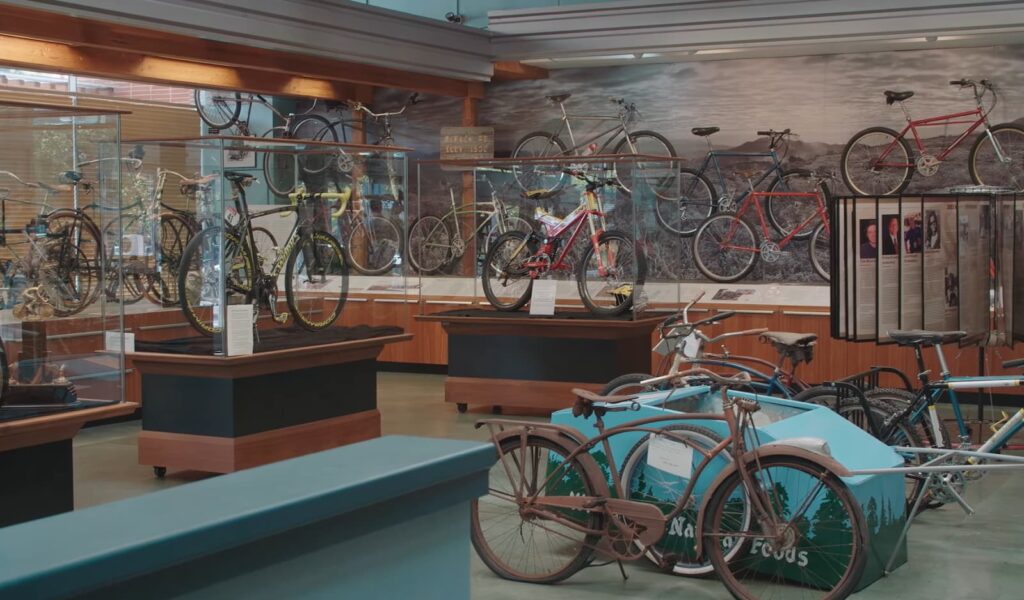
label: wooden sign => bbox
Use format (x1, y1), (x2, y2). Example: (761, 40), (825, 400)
(440, 126), (493, 170)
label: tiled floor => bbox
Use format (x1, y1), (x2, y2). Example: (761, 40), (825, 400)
(73, 372), (1024, 599)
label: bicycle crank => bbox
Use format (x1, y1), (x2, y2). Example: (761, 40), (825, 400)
(759, 241), (783, 263)
(717, 195), (735, 212)
(915, 154), (941, 177)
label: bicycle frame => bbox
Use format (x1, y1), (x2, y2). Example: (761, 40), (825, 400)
(875, 108), (990, 167)
(726, 189), (829, 249)
(520, 190), (607, 276)
(549, 102), (635, 155)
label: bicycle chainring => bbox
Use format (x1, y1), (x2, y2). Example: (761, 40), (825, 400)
(760, 240), (782, 263)
(915, 154), (941, 177)
(926, 470), (968, 505)
(336, 152), (355, 173)
(451, 238), (466, 258)
(717, 195), (735, 212)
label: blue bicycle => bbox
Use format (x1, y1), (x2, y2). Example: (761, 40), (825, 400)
(663, 128), (830, 237)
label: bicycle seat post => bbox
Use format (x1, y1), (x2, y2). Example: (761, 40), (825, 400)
(933, 342), (952, 379)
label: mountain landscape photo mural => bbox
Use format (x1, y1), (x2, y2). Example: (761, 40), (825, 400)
(376, 44), (1024, 284)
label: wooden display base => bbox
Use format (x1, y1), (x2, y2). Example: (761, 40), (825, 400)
(417, 310), (662, 412)
(130, 333), (410, 476)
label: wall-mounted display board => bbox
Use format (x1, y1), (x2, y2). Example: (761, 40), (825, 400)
(832, 193), (1020, 346)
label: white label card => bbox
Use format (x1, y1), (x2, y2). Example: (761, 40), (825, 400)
(646, 433), (694, 479)
(104, 331), (135, 353)
(680, 332), (701, 358)
(529, 279), (557, 316)
(226, 304), (255, 356)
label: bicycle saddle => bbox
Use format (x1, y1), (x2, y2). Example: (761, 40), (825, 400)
(691, 127), (720, 137)
(888, 329), (966, 346)
(570, 388), (636, 419)
(547, 93), (572, 104)
(1003, 358), (1024, 369)
(884, 90), (914, 105)
(760, 331), (817, 348)
(223, 170), (253, 184)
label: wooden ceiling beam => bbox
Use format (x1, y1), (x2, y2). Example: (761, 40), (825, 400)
(492, 61), (549, 81)
(0, 4), (482, 98)
(0, 35), (359, 101)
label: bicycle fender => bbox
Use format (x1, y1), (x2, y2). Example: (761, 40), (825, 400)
(693, 444), (851, 556)
(489, 427), (611, 499)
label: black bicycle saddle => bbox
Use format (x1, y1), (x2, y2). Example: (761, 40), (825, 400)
(691, 127), (720, 137)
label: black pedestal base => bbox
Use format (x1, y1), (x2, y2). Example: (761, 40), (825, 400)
(0, 439), (72, 527)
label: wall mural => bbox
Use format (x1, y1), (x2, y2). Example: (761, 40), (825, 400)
(377, 44), (1024, 284)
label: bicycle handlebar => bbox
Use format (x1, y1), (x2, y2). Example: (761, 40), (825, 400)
(288, 187), (353, 218)
(705, 327), (769, 345)
(562, 169), (621, 188)
(672, 367), (753, 388)
(349, 93), (420, 119)
(757, 128), (792, 137)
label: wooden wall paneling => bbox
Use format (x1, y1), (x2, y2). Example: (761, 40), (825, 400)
(372, 298), (414, 362)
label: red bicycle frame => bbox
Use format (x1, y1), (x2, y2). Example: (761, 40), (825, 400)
(721, 189), (829, 251)
(523, 189), (610, 277)
(875, 107), (987, 168)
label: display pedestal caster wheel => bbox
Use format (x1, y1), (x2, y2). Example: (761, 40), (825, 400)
(153, 466), (167, 479)
(456, 403), (468, 414)
(491, 406), (503, 415)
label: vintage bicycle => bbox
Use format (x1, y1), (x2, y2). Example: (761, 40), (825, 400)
(178, 172), (348, 335)
(471, 369), (869, 599)
(662, 128), (830, 238)
(691, 172), (831, 282)
(481, 170), (645, 316)
(841, 78), (1024, 195)
(407, 179), (534, 274)
(510, 94), (677, 198)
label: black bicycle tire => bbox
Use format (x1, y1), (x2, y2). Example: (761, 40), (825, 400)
(810, 221), (831, 281)
(653, 167), (717, 237)
(345, 215), (402, 275)
(600, 372), (658, 396)
(284, 230), (348, 331)
(194, 90), (242, 130)
(576, 229), (645, 316)
(511, 131), (569, 195)
(178, 227), (253, 336)
(406, 215), (451, 274)
(765, 168), (830, 240)
(482, 230), (534, 312)
(968, 123), (1024, 191)
(292, 115), (340, 176)
(692, 214), (759, 283)
(840, 126), (913, 196)
(611, 130), (677, 196)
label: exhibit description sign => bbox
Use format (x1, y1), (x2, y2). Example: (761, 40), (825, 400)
(440, 127), (494, 170)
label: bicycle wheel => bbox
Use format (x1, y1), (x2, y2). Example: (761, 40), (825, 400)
(406, 215), (451, 274)
(841, 127), (913, 196)
(968, 123), (1024, 191)
(810, 222), (831, 281)
(346, 215), (402, 275)
(471, 435), (602, 584)
(511, 131), (568, 195)
(251, 226), (278, 270)
(43, 241), (98, 316)
(150, 213), (193, 306)
(577, 229), (645, 316)
(285, 230), (348, 331)
(291, 115), (339, 175)
(482, 230), (535, 311)
(261, 126), (299, 197)
(766, 169), (829, 240)
(703, 455), (868, 600)
(600, 372), (658, 396)
(194, 90), (242, 130)
(482, 215), (536, 258)
(621, 424), (750, 576)
(654, 168), (716, 237)
(693, 214), (759, 283)
(612, 130), (678, 198)
(179, 227), (254, 336)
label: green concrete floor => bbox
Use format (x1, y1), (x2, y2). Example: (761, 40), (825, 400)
(73, 372), (1024, 599)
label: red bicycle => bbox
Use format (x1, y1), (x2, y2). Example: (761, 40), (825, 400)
(481, 170), (645, 316)
(841, 78), (1024, 195)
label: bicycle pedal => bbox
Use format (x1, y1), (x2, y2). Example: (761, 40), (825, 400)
(273, 314), (289, 324)
(657, 553), (680, 572)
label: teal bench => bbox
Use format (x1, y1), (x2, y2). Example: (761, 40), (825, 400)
(0, 435), (494, 599)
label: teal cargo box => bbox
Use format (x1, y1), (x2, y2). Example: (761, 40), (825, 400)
(550, 385), (907, 591)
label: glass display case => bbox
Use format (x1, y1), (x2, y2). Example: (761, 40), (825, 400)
(413, 155), (686, 317)
(0, 99), (125, 405)
(115, 136), (410, 354)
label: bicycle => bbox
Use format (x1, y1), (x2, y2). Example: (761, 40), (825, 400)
(324, 184), (403, 275)
(471, 369), (869, 599)
(602, 291), (813, 400)
(481, 170), (645, 316)
(663, 128), (830, 239)
(692, 172), (831, 282)
(178, 171), (348, 336)
(841, 78), (1024, 195)
(407, 179), (534, 274)
(193, 90), (340, 196)
(510, 93), (677, 199)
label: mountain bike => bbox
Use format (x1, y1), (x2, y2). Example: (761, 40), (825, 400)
(662, 128), (829, 238)
(178, 172), (348, 336)
(692, 174), (831, 282)
(193, 90), (339, 197)
(322, 185), (403, 276)
(510, 94), (677, 198)
(471, 370), (868, 599)
(481, 170), (645, 316)
(841, 78), (1024, 195)
(602, 291), (813, 401)
(407, 180), (533, 274)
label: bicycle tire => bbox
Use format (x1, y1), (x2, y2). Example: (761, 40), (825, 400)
(692, 214), (759, 283)
(600, 372), (659, 396)
(406, 215), (451, 274)
(470, 435), (602, 584)
(511, 131), (568, 195)
(766, 168), (829, 240)
(260, 125), (299, 197)
(482, 230), (535, 311)
(194, 90), (242, 130)
(810, 221), (831, 281)
(285, 230), (348, 331)
(45, 241), (98, 316)
(576, 229), (645, 316)
(968, 123), (1024, 191)
(291, 115), (339, 175)
(44, 210), (103, 314)
(841, 126), (913, 196)
(703, 455), (869, 600)
(148, 213), (194, 306)
(621, 424), (749, 577)
(654, 167), (716, 237)
(346, 215), (402, 275)
(612, 130), (678, 198)
(178, 227), (254, 336)
(251, 226), (278, 269)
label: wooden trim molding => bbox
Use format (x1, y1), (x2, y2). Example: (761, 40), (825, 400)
(446, 377), (600, 411)
(0, 402), (139, 452)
